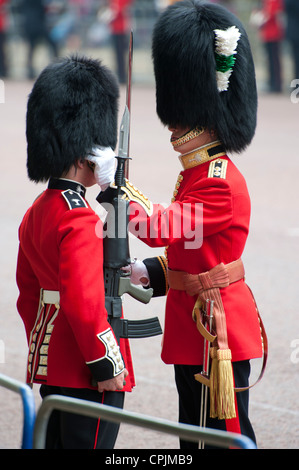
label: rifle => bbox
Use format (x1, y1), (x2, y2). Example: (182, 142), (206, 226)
(98, 32), (162, 342)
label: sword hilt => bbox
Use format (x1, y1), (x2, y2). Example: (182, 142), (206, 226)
(199, 299), (214, 449)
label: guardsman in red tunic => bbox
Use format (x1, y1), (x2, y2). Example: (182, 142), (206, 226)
(98, 0), (267, 448)
(16, 55), (135, 449)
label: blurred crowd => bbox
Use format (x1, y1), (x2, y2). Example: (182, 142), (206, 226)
(0, 0), (143, 81)
(0, 0), (298, 91)
(249, 0), (299, 93)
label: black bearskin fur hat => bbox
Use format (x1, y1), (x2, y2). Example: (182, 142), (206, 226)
(26, 55), (119, 182)
(152, 0), (257, 153)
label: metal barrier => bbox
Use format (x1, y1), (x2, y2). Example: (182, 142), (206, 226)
(33, 394), (256, 449)
(0, 373), (36, 449)
(0, 373), (256, 449)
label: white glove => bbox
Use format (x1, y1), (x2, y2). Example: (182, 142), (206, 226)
(86, 146), (116, 191)
(122, 259), (150, 287)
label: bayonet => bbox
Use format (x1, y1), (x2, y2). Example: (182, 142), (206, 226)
(116, 31), (133, 184)
(124, 30), (133, 178)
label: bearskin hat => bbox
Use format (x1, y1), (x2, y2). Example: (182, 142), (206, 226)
(152, 0), (257, 153)
(26, 55), (119, 182)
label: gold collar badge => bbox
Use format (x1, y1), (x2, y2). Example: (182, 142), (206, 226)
(179, 141), (226, 170)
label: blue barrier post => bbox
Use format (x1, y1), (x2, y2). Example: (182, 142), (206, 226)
(0, 373), (36, 449)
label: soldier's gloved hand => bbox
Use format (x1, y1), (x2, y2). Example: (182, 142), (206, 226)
(86, 146), (116, 191)
(122, 258), (150, 286)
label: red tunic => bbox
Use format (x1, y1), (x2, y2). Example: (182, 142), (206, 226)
(109, 0), (132, 34)
(260, 0), (284, 42)
(16, 183), (134, 391)
(128, 153), (263, 365)
(0, 0), (8, 32)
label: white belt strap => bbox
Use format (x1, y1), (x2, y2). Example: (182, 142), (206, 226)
(41, 289), (60, 306)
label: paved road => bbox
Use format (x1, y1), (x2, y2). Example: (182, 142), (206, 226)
(0, 79), (298, 449)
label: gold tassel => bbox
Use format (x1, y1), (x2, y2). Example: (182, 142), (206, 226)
(209, 346), (218, 418)
(216, 349), (236, 419)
